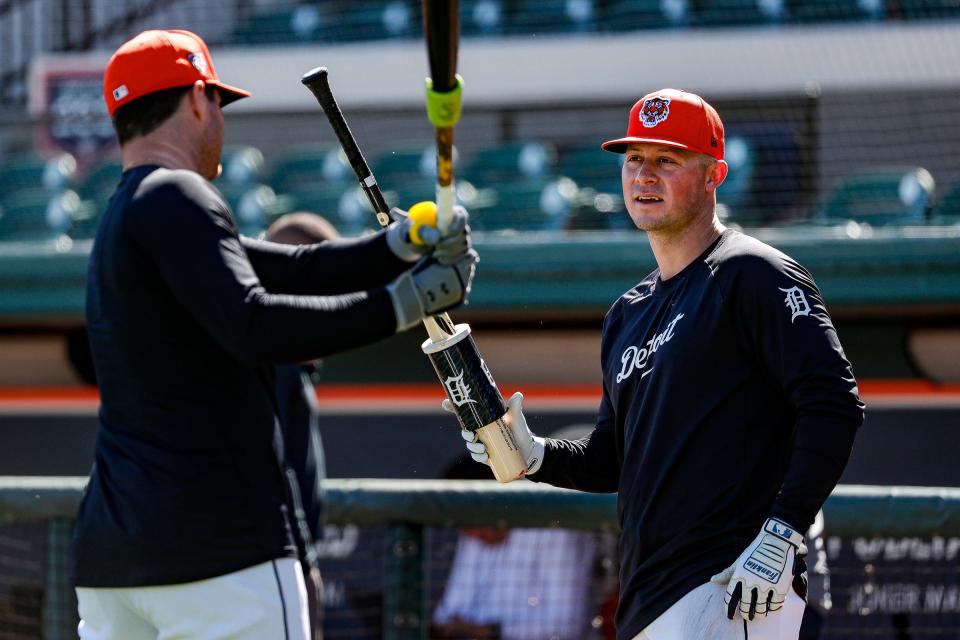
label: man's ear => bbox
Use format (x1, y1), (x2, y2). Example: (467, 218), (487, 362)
(707, 160), (729, 191)
(186, 80), (207, 118)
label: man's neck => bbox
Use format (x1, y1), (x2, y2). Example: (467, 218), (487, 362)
(648, 216), (725, 281)
(121, 128), (199, 175)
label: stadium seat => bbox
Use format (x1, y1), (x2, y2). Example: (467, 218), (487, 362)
(390, 179), (497, 219)
(269, 146), (353, 194)
(232, 8), (302, 45)
(470, 177), (575, 232)
(716, 133), (757, 223)
(693, 0), (786, 26)
(0, 189), (79, 241)
(462, 0), (506, 35)
(900, 0), (960, 19)
(324, 1), (420, 43)
(557, 143), (627, 230)
(231, 185), (297, 236)
(789, 0), (884, 23)
(817, 166), (935, 226)
(373, 144), (463, 209)
(932, 180), (960, 223)
(372, 144), (446, 184)
(0, 152), (77, 195)
(76, 158), (123, 210)
(503, 0), (598, 35)
(601, 0), (690, 31)
(220, 145), (266, 187)
(462, 141), (558, 186)
(390, 181), (438, 210)
(287, 185), (377, 236)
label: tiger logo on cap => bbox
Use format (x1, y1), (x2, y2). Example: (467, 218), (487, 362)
(640, 97), (670, 128)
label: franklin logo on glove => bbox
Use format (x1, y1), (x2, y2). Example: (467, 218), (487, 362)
(711, 517), (807, 621)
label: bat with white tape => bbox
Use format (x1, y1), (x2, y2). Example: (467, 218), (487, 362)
(301, 66), (526, 482)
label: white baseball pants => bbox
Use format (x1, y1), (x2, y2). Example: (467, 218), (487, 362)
(633, 580), (805, 640)
(76, 558), (310, 640)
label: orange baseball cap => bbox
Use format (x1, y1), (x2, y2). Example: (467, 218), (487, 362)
(601, 89), (724, 160)
(103, 29), (251, 117)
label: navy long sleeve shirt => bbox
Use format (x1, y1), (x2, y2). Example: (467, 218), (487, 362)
(73, 166), (409, 587)
(529, 229), (864, 639)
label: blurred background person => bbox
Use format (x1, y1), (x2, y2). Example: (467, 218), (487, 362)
(266, 211), (341, 640)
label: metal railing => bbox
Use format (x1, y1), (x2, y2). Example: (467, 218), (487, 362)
(1, 477), (959, 639)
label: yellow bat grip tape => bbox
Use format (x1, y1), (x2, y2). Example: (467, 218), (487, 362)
(425, 74), (464, 128)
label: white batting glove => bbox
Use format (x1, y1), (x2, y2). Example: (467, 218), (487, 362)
(443, 391), (545, 476)
(711, 517), (807, 621)
(385, 204), (472, 265)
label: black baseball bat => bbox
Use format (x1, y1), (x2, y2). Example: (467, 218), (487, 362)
(301, 67), (455, 337)
(300, 68), (392, 228)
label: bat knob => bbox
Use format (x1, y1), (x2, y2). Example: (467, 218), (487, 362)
(301, 67), (328, 86)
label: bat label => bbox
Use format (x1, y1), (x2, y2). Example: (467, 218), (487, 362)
(422, 324), (506, 432)
(443, 370), (477, 407)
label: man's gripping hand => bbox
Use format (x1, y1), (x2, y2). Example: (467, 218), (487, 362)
(711, 517), (807, 621)
(443, 391), (545, 478)
(386, 202), (472, 265)
(386, 249), (477, 331)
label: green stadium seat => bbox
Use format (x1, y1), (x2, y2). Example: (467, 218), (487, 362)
(462, 0), (506, 35)
(932, 180), (960, 223)
(716, 134), (757, 224)
(817, 166), (935, 226)
(220, 145), (266, 187)
(0, 189), (78, 241)
(77, 158), (123, 204)
(390, 180), (439, 210)
(557, 143), (627, 230)
(389, 179), (496, 219)
(470, 177), (575, 232)
(0, 152), (77, 195)
(231, 5), (339, 45)
(558, 143), (620, 192)
(463, 141), (558, 186)
(693, 0), (786, 26)
(372, 144), (446, 184)
(324, 1), (420, 43)
(900, 0), (960, 19)
(287, 185), (377, 236)
(504, 0), (598, 35)
(602, 0), (690, 31)
(789, 0), (884, 23)
(269, 146), (352, 194)
(228, 185), (297, 236)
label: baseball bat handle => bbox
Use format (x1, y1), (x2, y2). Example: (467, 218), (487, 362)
(301, 68), (391, 225)
(301, 67), (455, 338)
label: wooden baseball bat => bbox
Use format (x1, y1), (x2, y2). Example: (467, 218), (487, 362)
(421, 1), (528, 481)
(301, 65), (526, 483)
(422, 0), (461, 231)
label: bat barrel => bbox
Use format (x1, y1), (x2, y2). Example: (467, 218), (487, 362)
(422, 324), (527, 483)
(422, 324), (505, 431)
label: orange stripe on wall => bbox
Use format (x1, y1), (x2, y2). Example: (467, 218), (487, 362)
(0, 380), (958, 407)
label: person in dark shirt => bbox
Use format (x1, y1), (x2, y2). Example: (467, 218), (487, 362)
(73, 30), (477, 639)
(265, 212), (340, 640)
(458, 89), (864, 640)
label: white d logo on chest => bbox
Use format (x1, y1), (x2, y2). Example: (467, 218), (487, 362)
(616, 312), (685, 384)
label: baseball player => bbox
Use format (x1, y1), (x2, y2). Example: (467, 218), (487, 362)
(460, 89), (864, 639)
(73, 30), (476, 639)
